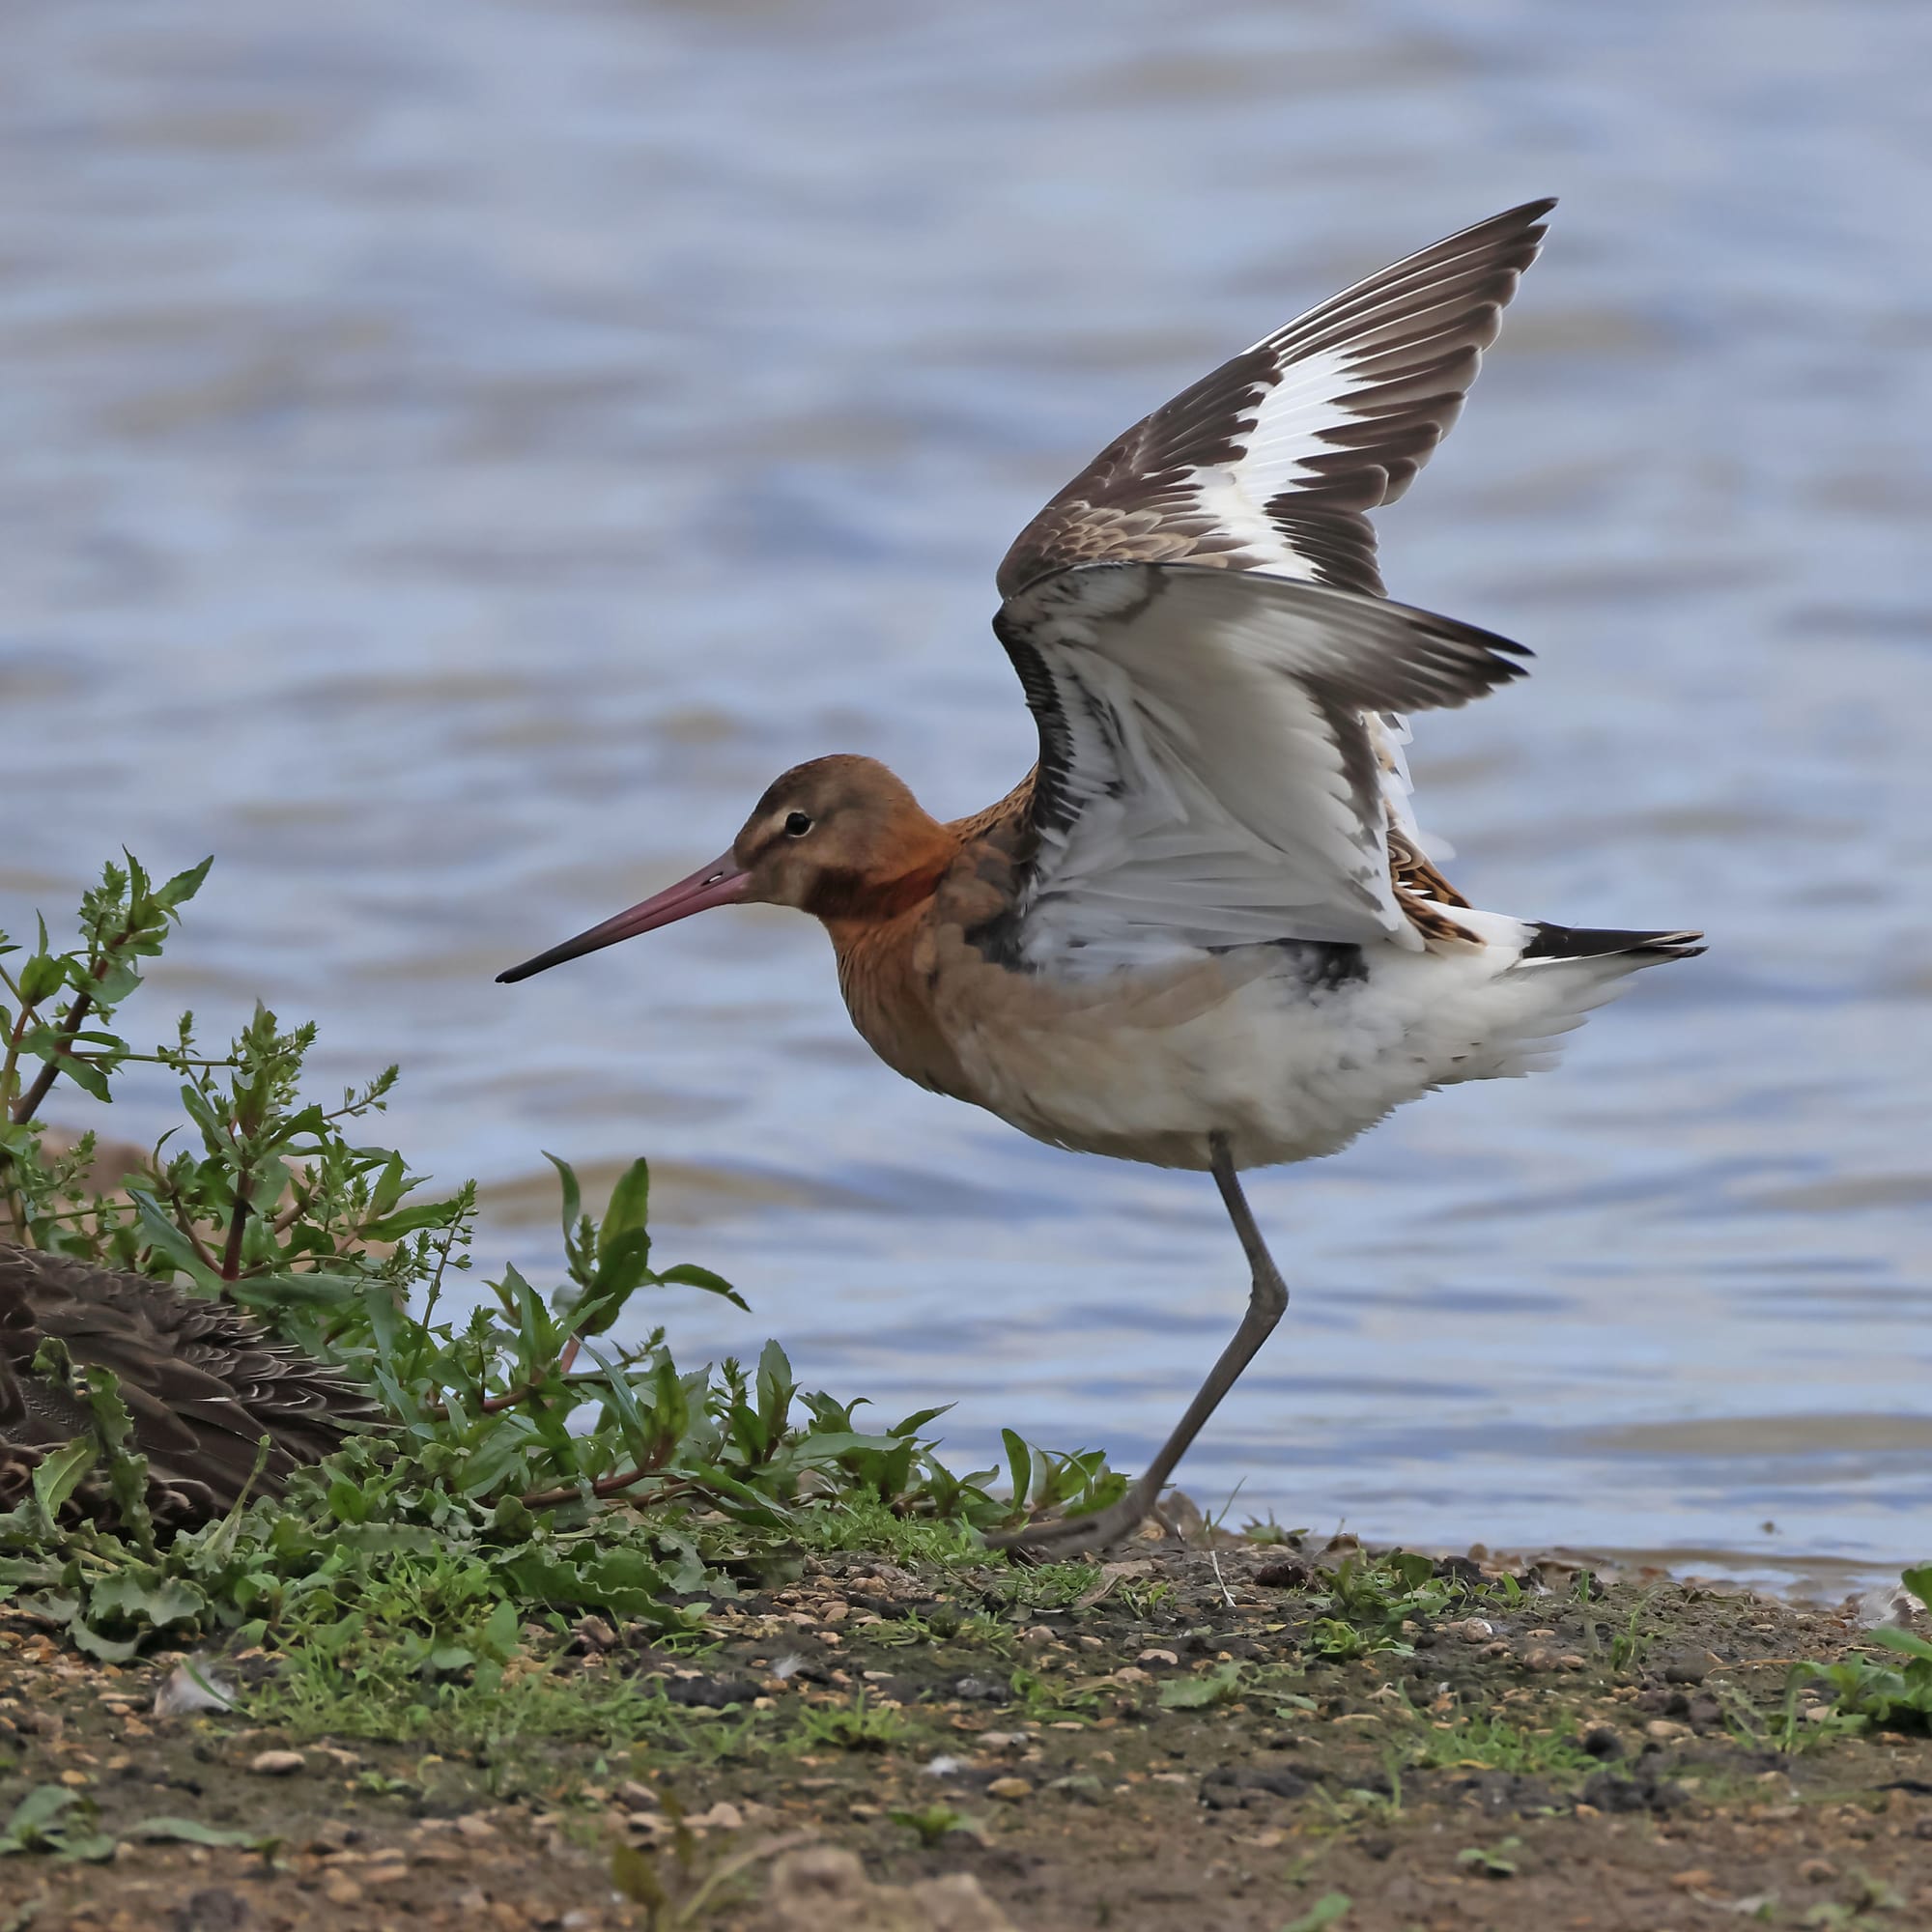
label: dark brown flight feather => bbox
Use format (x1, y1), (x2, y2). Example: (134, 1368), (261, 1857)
(997, 199), (1555, 603)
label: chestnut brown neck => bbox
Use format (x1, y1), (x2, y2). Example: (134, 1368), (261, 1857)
(806, 816), (960, 934)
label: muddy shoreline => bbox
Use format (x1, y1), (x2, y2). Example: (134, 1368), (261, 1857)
(4, 1532), (1928, 1932)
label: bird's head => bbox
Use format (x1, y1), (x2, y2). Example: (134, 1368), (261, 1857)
(496, 754), (951, 984)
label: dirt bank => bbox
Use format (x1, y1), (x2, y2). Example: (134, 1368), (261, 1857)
(4, 1537), (1928, 1932)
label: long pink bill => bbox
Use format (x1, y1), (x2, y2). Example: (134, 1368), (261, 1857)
(497, 851), (749, 983)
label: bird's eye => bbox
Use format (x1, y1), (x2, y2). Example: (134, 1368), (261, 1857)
(784, 810), (813, 838)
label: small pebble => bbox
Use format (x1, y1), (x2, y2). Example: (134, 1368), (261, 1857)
(1136, 1648), (1179, 1666)
(248, 1749), (305, 1776)
(1670, 1869), (1714, 1891)
(1799, 1858), (1837, 1883)
(987, 1777), (1032, 1801)
(1644, 1719), (1690, 1742)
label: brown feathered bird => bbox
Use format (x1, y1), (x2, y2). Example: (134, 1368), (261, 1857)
(0, 1245), (381, 1530)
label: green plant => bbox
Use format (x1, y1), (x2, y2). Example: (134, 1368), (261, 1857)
(996, 1429), (1128, 1529)
(1302, 1550), (1462, 1659)
(1799, 1567), (1932, 1732)
(0, 852), (1125, 1688)
(1456, 1835), (1521, 1878)
(1158, 1660), (1245, 1709)
(1279, 1897), (1350, 1932)
(1406, 1711), (1598, 1779)
(890, 1803), (982, 1847)
(0, 1785), (117, 1862)
(795, 1689), (913, 1751)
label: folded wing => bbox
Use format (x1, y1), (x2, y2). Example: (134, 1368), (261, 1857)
(993, 563), (1529, 971)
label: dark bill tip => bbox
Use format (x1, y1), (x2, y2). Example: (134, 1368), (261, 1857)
(496, 852), (749, 984)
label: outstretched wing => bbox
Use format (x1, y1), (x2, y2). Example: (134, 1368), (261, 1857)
(998, 200), (1553, 602)
(993, 563), (1529, 972)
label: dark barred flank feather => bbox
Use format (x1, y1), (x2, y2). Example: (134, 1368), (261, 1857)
(0, 1246), (382, 1530)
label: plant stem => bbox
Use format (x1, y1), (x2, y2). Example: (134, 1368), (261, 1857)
(220, 1171), (252, 1279)
(520, 1457), (679, 1511)
(13, 988), (95, 1123)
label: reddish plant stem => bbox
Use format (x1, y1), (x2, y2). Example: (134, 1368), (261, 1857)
(520, 1458), (680, 1511)
(13, 989), (95, 1125)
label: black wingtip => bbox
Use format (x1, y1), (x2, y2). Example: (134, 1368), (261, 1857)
(1521, 923), (1705, 962)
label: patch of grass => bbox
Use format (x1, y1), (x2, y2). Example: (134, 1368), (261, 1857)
(1001, 1559), (1102, 1612)
(1118, 1578), (1176, 1618)
(1607, 1593), (1662, 1674)
(1009, 1664), (1100, 1723)
(1406, 1711), (1599, 1779)
(794, 1689), (916, 1752)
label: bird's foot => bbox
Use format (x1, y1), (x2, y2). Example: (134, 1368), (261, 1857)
(986, 1486), (1157, 1563)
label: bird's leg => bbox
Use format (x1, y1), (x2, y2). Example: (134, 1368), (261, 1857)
(989, 1132), (1289, 1560)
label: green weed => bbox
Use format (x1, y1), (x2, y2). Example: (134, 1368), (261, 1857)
(1406, 1711), (1598, 1779)
(0, 853), (1127, 1685)
(1797, 1567), (1932, 1733)
(794, 1689), (914, 1751)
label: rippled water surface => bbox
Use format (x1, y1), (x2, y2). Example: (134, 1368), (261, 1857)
(6, 0), (1929, 1585)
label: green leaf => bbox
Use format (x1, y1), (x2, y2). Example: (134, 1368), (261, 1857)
(1001, 1430), (1032, 1510)
(603, 1157), (651, 1246)
(1157, 1662), (1242, 1709)
(55, 1056), (113, 1104)
(2, 1783), (78, 1847)
(1281, 1896), (1352, 1932)
(1386, 1550), (1436, 1592)
(154, 856), (214, 912)
(127, 1189), (225, 1293)
(611, 1840), (667, 1908)
(1868, 1627), (1932, 1663)
(586, 1226), (655, 1307)
(481, 1595), (522, 1660)
(364, 1198), (464, 1241)
(90, 1572), (207, 1629)
(16, 952), (63, 1005)
(30, 1439), (96, 1524)
(889, 1404), (952, 1438)
(1902, 1565), (1932, 1616)
(128, 1817), (267, 1848)
(71, 1621), (145, 1664)
(654, 1263), (748, 1310)
(542, 1152), (582, 1243)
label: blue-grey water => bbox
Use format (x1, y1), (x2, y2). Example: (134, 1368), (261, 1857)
(4, 0), (1929, 1590)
